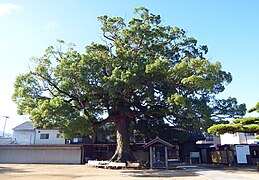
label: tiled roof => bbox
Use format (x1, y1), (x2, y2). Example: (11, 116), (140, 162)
(187, 130), (206, 141)
(143, 136), (174, 148)
(12, 121), (35, 131)
(171, 127), (206, 142)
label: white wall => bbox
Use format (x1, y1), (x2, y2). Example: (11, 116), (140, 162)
(0, 145), (83, 164)
(13, 130), (35, 145)
(244, 133), (257, 144)
(0, 137), (12, 145)
(220, 132), (257, 145)
(35, 129), (65, 144)
(196, 136), (221, 145)
(220, 133), (241, 145)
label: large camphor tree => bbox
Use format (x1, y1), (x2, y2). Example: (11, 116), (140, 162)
(208, 102), (259, 139)
(12, 7), (246, 162)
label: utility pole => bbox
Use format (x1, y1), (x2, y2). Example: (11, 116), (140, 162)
(1, 116), (9, 137)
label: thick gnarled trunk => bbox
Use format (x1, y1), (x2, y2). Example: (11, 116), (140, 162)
(110, 116), (135, 162)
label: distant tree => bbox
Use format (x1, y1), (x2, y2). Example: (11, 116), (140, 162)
(12, 7), (245, 162)
(208, 103), (259, 139)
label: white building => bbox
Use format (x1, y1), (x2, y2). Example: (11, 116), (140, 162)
(197, 132), (258, 146)
(196, 134), (221, 145)
(12, 121), (35, 145)
(35, 128), (65, 144)
(0, 137), (12, 145)
(12, 121), (65, 145)
(220, 132), (257, 145)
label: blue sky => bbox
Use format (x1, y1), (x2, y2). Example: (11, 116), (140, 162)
(1, 0), (259, 134)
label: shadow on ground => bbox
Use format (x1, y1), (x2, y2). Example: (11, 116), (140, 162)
(121, 168), (199, 178)
(121, 164), (259, 178)
(0, 166), (30, 174)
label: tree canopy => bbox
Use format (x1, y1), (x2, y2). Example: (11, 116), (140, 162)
(12, 7), (246, 161)
(208, 103), (259, 138)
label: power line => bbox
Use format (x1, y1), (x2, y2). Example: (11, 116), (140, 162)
(0, 116), (10, 137)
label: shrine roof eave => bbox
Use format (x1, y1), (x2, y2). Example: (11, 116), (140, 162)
(143, 136), (174, 149)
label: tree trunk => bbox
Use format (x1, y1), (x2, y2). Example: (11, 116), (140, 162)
(110, 116), (136, 162)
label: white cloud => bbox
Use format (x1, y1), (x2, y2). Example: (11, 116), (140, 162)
(0, 3), (23, 17)
(45, 20), (58, 29)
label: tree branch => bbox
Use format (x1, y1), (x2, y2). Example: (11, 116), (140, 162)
(35, 73), (78, 103)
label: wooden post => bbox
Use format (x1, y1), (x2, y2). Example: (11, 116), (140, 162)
(165, 146), (168, 169)
(149, 146), (153, 169)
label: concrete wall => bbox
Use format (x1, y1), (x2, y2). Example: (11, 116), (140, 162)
(13, 130), (35, 145)
(0, 145), (83, 164)
(35, 129), (65, 144)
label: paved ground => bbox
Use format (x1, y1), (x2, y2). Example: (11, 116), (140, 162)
(183, 164), (259, 180)
(0, 163), (258, 180)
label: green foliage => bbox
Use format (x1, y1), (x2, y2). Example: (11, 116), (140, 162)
(208, 112), (259, 135)
(12, 7), (245, 143)
(233, 117), (259, 125)
(208, 124), (244, 136)
(248, 102), (259, 113)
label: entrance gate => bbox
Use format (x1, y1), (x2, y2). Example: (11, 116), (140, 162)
(143, 137), (175, 169)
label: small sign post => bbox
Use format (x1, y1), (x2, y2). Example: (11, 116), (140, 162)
(190, 152), (201, 164)
(235, 145), (250, 164)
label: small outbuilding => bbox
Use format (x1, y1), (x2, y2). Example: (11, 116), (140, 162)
(143, 136), (175, 169)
